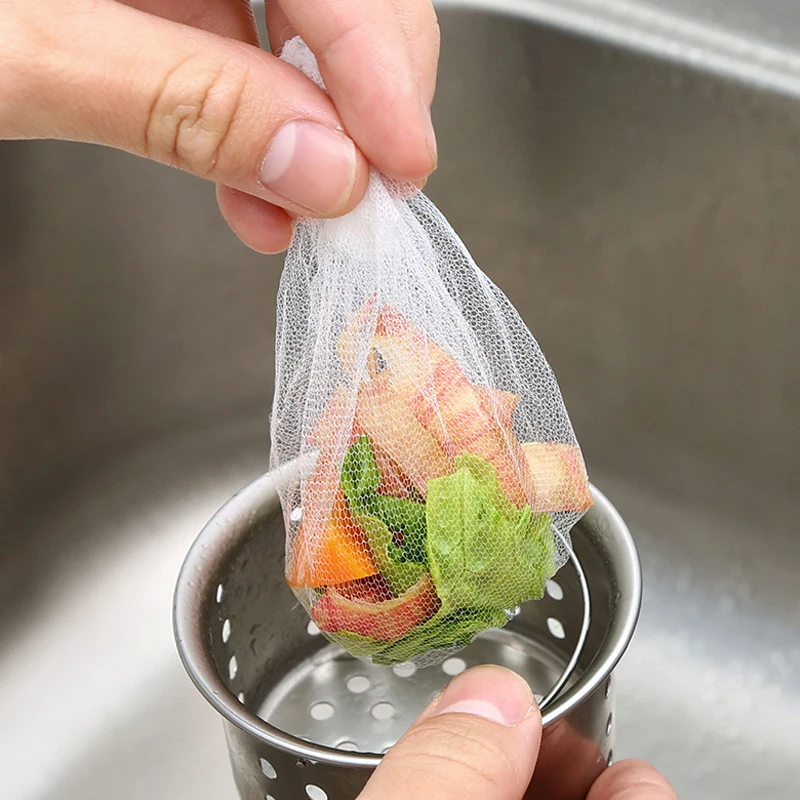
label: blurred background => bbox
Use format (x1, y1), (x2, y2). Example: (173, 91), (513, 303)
(1, 1), (799, 798)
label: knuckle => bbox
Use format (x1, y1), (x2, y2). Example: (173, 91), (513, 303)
(144, 52), (251, 176)
(316, 13), (373, 61)
(393, 0), (440, 55)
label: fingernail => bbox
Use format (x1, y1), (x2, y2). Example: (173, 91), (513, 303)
(433, 666), (534, 726)
(261, 120), (357, 214)
(421, 100), (438, 169)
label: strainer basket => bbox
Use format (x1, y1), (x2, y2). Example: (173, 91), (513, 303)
(174, 461), (641, 800)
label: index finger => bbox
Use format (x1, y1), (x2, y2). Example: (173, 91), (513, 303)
(588, 759), (679, 799)
(272, 0), (438, 181)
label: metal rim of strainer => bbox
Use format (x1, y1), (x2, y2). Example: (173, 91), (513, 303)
(174, 462), (641, 769)
(539, 543), (591, 707)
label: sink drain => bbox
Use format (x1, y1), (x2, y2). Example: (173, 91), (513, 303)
(175, 470), (641, 800)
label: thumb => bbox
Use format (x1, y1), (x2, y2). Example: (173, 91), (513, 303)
(359, 666), (542, 800)
(4, 0), (369, 218)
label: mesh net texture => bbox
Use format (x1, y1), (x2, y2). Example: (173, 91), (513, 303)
(271, 38), (592, 666)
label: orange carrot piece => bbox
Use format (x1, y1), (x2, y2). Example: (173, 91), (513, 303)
(286, 490), (379, 588)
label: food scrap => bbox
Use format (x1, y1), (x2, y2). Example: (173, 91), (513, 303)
(285, 303), (591, 665)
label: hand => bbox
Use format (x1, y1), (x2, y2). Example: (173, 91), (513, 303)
(1, 0), (439, 253)
(359, 666), (677, 800)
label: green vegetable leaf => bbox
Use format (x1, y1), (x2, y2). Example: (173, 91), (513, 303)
(368, 494), (427, 563)
(426, 454), (556, 612)
(341, 435), (427, 594)
(350, 513), (424, 595)
(341, 435), (381, 504)
(335, 442), (555, 663)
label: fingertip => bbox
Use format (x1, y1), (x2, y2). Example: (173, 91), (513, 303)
(362, 665), (541, 800)
(276, 0), (437, 185)
(216, 185), (294, 254)
(429, 665), (538, 729)
(369, 125), (436, 185)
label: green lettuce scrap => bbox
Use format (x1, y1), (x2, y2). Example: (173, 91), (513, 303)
(332, 438), (557, 663)
(426, 453), (556, 611)
(341, 435), (426, 594)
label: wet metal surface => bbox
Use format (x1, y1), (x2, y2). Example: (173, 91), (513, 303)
(1, 2), (799, 798)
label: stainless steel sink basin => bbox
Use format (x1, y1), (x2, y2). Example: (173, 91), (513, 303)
(2, 2), (799, 798)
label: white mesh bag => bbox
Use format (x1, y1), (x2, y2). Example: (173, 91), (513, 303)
(271, 38), (592, 666)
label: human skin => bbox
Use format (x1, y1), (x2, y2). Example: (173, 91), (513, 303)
(359, 665), (679, 800)
(0, 0), (439, 253)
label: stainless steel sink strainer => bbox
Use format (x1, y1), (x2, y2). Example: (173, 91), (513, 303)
(174, 462), (642, 800)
